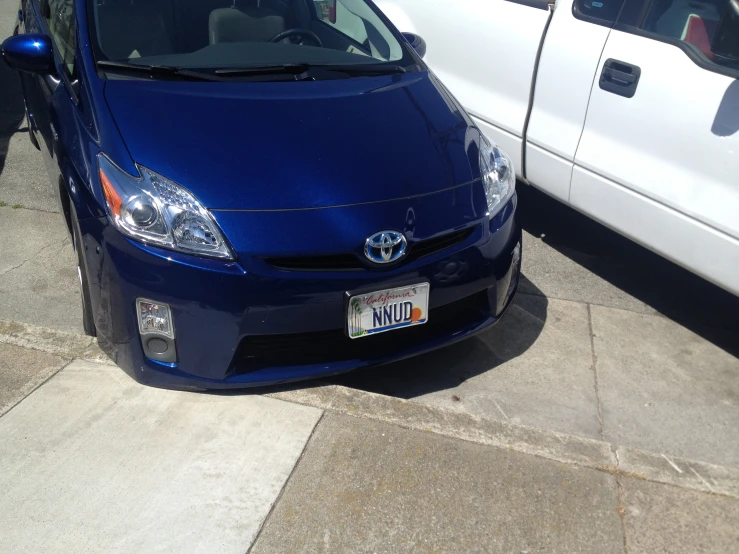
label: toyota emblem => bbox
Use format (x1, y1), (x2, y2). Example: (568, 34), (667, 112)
(364, 231), (407, 264)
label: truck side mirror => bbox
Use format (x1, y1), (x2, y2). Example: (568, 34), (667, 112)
(402, 32), (426, 59)
(1, 33), (55, 75)
(712, 0), (739, 62)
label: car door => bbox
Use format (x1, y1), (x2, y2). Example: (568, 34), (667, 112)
(571, 0), (739, 295)
(20, 0), (78, 183)
(374, 0), (553, 179)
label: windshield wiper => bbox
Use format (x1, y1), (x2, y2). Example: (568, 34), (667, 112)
(96, 60), (220, 81)
(214, 63), (313, 76)
(215, 63), (407, 78)
(98, 60), (409, 81)
(319, 63), (407, 75)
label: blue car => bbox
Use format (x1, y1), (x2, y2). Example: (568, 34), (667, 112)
(2, 0), (521, 389)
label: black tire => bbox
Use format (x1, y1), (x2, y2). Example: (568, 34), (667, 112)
(70, 201), (96, 337)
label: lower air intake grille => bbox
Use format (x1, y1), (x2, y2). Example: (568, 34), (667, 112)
(229, 290), (490, 375)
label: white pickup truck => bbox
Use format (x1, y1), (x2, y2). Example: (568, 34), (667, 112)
(376, 0), (739, 296)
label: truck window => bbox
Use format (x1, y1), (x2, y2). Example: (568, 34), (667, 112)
(575, 0), (626, 23)
(634, 0), (739, 72)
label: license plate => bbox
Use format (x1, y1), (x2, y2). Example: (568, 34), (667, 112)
(347, 283), (430, 339)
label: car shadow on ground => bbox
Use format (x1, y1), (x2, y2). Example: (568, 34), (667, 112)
(518, 184), (739, 358)
(0, 50), (26, 181)
(324, 275), (547, 398)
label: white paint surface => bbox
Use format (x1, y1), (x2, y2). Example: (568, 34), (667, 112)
(0, 360), (322, 553)
(574, 30), (739, 295)
(526, 5), (610, 164)
(570, 166), (739, 296)
(577, 31), (739, 242)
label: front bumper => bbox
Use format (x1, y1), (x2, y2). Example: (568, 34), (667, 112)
(79, 195), (521, 390)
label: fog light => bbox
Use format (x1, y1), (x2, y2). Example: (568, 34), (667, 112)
(136, 299), (174, 338)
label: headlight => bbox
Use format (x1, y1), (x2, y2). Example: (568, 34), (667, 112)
(479, 136), (515, 218)
(98, 154), (234, 260)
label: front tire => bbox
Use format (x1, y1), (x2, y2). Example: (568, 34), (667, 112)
(70, 200), (96, 337)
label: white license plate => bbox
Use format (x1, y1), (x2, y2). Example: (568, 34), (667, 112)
(347, 283), (430, 339)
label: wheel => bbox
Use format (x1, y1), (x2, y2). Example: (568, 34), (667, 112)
(70, 200), (96, 337)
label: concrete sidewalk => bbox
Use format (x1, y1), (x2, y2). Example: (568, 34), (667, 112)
(2, 335), (739, 552)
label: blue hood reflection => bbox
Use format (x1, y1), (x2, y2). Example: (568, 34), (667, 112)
(103, 72), (477, 210)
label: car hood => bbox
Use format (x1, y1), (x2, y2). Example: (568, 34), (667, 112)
(103, 72), (477, 210)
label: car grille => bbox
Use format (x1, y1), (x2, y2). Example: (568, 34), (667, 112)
(264, 226), (476, 272)
(228, 290), (490, 375)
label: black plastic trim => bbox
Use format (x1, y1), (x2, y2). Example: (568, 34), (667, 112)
(264, 227), (476, 272)
(599, 58), (641, 98)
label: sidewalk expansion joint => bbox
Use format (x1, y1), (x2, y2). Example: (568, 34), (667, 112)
(0, 357), (74, 419)
(246, 411), (326, 554)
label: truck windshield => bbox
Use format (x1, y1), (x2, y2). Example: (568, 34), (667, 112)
(88, 0), (414, 71)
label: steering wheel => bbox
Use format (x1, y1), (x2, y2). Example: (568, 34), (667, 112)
(269, 28), (323, 47)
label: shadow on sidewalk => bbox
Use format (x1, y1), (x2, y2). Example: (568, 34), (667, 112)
(329, 277), (547, 398)
(518, 184), (739, 358)
(0, 43), (26, 181)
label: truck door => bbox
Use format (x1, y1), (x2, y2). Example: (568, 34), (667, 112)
(571, 0), (739, 295)
(524, 0), (625, 201)
(375, 0), (552, 179)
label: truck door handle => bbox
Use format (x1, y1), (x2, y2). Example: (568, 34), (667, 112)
(599, 59), (641, 98)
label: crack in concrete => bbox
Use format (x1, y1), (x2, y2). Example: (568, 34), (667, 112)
(0, 204), (61, 215)
(587, 304), (606, 441)
(0, 237), (71, 277)
(588, 306), (629, 547)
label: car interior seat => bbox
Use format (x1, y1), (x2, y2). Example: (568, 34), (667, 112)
(653, 0), (721, 39)
(683, 14), (718, 58)
(209, 0), (288, 44)
(95, 0), (175, 59)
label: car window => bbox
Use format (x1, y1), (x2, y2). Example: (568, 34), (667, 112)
(89, 0), (409, 69)
(638, 0), (738, 70)
(314, 1), (368, 45)
(312, 0), (403, 60)
(41, 0), (76, 75)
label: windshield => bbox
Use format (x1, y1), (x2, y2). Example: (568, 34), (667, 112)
(89, 0), (415, 72)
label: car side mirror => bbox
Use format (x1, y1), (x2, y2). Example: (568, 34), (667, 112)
(712, 1), (739, 62)
(1, 33), (55, 75)
(402, 32), (426, 59)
